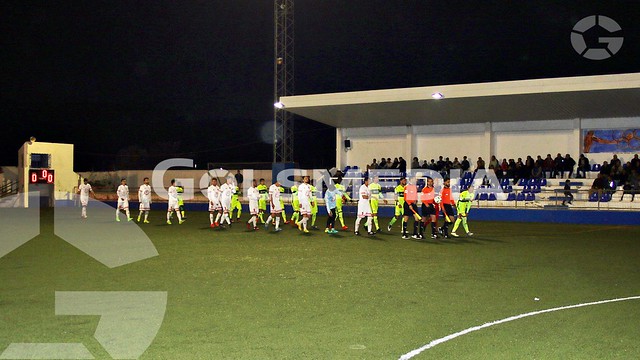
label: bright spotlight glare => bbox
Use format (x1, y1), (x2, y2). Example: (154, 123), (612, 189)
(274, 102), (285, 109)
(431, 92), (444, 100)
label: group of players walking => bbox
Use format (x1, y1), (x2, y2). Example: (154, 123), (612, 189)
(77, 174), (475, 239)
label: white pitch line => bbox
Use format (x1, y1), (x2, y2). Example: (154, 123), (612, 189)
(399, 295), (640, 360)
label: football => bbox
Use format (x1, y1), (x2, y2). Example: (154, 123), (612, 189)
(434, 195), (442, 204)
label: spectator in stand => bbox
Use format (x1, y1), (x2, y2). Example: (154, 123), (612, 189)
(611, 162), (624, 186)
(600, 161), (611, 176)
(461, 156), (471, 172)
(368, 159), (379, 170)
(576, 154), (590, 178)
(620, 178), (636, 201)
(604, 174), (616, 195)
(515, 158), (527, 180)
(535, 155), (544, 169)
(436, 156), (446, 171)
(428, 159), (437, 170)
(552, 153), (564, 178)
(620, 166), (630, 186)
(421, 160), (429, 169)
(489, 155), (499, 169)
(235, 170), (244, 186)
(507, 159), (517, 179)
(385, 158), (393, 169)
(564, 154), (576, 178)
(475, 157), (486, 173)
(562, 179), (573, 206)
(525, 156), (535, 175)
(588, 173), (606, 200)
(531, 162), (543, 179)
(610, 154), (621, 168)
(398, 157), (407, 174)
(391, 157), (399, 169)
(379, 158), (387, 169)
(451, 157), (462, 169)
(445, 157), (453, 171)
(493, 163), (504, 179)
(631, 154), (640, 171)
(411, 157), (420, 169)
(543, 154), (554, 178)
(501, 158), (508, 173)
(628, 169), (638, 200)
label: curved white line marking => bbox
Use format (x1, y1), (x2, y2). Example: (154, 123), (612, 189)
(399, 295), (640, 360)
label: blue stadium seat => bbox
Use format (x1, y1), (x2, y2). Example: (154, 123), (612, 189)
(525, 193), (535, 201)
(588, 192), (599, 202)
(539, 178), (547, 186)
(591, 164), (601, 172)
(488, 193), (497, 201)
(522, 185), (530, 193)
(601, 193), (612, 202)
(516, 193), (525, 201)
(479, 193), (488, 201)
(532, 185), (541, 193)
(507, 193), (516, 201)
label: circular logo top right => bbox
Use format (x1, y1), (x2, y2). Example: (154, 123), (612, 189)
(571, 15), (624, 60)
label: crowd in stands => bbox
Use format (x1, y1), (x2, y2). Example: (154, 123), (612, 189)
(363, 153), (640, 200)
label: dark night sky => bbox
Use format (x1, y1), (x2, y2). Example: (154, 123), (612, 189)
(1, 1), (639, 171)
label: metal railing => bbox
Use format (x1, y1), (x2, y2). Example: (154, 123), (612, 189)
(0, 180), (18, 199)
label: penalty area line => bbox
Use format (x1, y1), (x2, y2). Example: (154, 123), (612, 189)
(399, 295), (640, 360)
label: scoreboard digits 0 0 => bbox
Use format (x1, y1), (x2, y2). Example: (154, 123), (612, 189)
(29, 169), (55, 184)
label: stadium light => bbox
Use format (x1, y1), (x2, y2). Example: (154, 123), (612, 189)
(431, 92), (445, 100)
(274, 102), (285, 109)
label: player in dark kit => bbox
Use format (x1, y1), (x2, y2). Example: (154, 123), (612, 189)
(438, 177), (456, 239)
(420, 177), (439, 239)
(402, 178), (422, 239)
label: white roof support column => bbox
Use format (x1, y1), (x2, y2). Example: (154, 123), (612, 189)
(336, 128), (344, 170)
(406, 125), (414, 171)
(484, 122), (492, 168)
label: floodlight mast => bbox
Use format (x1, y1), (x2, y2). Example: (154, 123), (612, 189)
(273, 0), (294, 163)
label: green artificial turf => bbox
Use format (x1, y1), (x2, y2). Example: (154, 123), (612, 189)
(1, 209), (639, 359)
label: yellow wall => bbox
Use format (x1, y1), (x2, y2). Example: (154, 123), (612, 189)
(19, 141), (77, 207)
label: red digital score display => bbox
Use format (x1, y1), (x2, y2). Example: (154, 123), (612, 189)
(29, 169), (55, 184)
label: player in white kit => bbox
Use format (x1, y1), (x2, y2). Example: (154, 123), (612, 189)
(246, 179), (260, 230)
(207, 178), (222, 228)
(219, 177), (235, 227)
(295, 176), (312, 233)
(77, 178), (95, 219)
(116, 178), (132, 222)
(167, 179), (184, 225)
(137, 177), (152, 223)
(355, 177), (374, 236)
(265, 180), (283, 232)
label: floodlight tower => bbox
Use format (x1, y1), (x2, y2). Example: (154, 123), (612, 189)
(273, 0), (294, 163)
